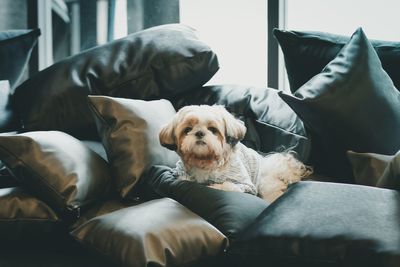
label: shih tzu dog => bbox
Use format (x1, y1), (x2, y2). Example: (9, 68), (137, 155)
(159, 105), (312, 203)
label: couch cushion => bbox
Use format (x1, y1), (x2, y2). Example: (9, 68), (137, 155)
(0, 187), (61, 243)
(274, 28), (400, 92)
(0, 131), (112, 220)
(279, 28), (400, 182)
(0, 29), (40, 89)
(71, 198), (228, 267)
(88, 96), (179, 199)
(171, 85), (311, 161)
(143, 165), (269, 241)
(13, 24), (218, 140)
(227, 181), (400, 267)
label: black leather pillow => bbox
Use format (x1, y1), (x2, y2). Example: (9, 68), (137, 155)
(274, 28), (400, 92)
(0, 29), (40, 132)
(0, 29), (40, 89)
(71, 198), (228, 267)
(0, 131), (112, 220)
(347, 150), (394, 186)
(88, 96), (179, 199)
(279, 28), (400, 182)
(227, 181), (400, 267)
(13, 24), (219, 140)
(0, 187), (62, 243)
(171, 85), (311, 161)
(143, 165), (269, 241)
(349, 150), (400, 190)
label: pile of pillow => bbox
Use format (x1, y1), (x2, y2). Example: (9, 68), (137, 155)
(275, 27), (400, 185)
(0, 24), (230, 267)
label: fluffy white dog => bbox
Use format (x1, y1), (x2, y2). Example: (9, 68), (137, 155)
(159, 105), (312, 203)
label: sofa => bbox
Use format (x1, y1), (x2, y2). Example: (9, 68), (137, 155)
(0, 24), (399, 267)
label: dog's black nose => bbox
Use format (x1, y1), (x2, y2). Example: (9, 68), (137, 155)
(195, 131), (205, 138)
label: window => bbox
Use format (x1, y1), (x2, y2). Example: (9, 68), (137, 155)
(180, 0), (267, 87)
(279, 0), (400, 90)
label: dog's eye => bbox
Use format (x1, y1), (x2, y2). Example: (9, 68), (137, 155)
(183, 127), (192, 134)
(208, 127), (218, 134)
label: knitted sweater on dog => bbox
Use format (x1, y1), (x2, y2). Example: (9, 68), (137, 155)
(173, 143), (260, 195)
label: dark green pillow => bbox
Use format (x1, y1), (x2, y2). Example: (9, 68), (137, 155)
(347, 150), (394, 186)
(347, 150), (400, 190)
(227, 181), (400, 267)
(274, 28), (400, 92)
(0, 29), (40, 89)
(279, 28), (400, 182)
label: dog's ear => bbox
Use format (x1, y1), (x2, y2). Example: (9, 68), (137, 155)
(217, 106), (246, 146)
(159, 121), (177, 151)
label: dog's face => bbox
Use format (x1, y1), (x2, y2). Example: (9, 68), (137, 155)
(159, 105), (246, 170)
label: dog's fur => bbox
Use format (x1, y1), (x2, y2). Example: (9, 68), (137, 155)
(159, 105), (312, 203)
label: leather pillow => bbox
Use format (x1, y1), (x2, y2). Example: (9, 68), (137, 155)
(0, 131), (112, 220)
(227, 181), (400, 267)
(348, 150), (400, 190)
(143, 165), (269, 241)
(0, 29), (40, 132)
(279, 28), (400, 182)
(347, 150), (394, 186)
(274, 28), (400, 92)
(0, 29), (40, 90)
(0, 187), (61, 243)
(171, 85), (311, 161)
(71, 198), (228, 267)
(88, 96), (179, 199)
(13, 24), (219, 140)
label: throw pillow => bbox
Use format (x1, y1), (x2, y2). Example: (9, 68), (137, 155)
(0, 29), (40, 89)
(171, 84), (311, 161)
(13, 24), (219, 140)
(227, 181), (400, 267)
(347, 150), (394, 186)
(279, 28), (400, 182)
(142, 165), (269, 241)
(347, 150), (400, 190)
(0, 187), (62, 243)
(0, 131), (112, 220)
(71, 198), (228, 267)
(274, 28), (400, 92)
(88, 96), (179, 199)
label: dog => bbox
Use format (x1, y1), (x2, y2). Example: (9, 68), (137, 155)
(159, 105), (312, 203)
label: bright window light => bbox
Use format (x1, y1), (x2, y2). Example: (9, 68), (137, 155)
(114, 0), (127, 39)
(285, 0), (400, 40)
(180, 0), (267, 87)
